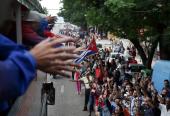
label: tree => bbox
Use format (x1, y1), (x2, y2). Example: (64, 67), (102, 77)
(42, 7), (48, 15)
(105, 0), (170, 68)
(59, 0), (170, 68)
(58, 0), (87, 30)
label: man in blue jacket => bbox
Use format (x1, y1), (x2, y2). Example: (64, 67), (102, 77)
(0, 0), (79, 115)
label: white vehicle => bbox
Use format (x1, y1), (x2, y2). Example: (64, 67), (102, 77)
(113, 45), (120, 52)
(107, 51), (132, 63)
(96, 39), (113, 51)
(107, 52), (124, 62)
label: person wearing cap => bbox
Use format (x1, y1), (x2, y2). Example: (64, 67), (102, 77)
(22, 11), (63, 47)
(79, 70), (93, 111)
(38, 15), (63, 38)
(22, 10), (45, 46)
(0, 0), (80, 115)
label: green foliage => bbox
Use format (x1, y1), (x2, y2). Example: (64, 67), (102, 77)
(58, 0), (87, 28)
(59, 0), (170, 66)
(105, 0), (135, 13)
(42, 7), (48, 15)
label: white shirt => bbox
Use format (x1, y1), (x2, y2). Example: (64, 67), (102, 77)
(79, 76), (93, 89)
(159, 104), (170, 116)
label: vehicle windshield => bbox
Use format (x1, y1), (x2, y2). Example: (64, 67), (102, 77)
(111, 54), (116, 58)
(97, 44), (102, 48)
(130, 65), (145, 72)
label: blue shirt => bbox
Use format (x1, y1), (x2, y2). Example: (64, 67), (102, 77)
(0, 34), (36, 111)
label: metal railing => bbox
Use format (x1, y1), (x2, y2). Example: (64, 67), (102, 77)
(40, 93), (48, 116)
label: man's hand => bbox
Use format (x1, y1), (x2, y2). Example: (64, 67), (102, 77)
(30, 38), (80, 77)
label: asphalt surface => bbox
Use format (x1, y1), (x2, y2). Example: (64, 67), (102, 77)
(47, 75), (94, 116)
(8, 71), (47, 116)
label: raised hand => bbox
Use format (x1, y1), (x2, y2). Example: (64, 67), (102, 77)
(29, 37), (80, 77)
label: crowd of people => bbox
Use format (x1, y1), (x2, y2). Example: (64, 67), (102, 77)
(0, 1), (170, 116)
(73, 45), (170, 116)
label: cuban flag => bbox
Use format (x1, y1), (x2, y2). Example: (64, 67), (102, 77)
(74, 38), (98, 64)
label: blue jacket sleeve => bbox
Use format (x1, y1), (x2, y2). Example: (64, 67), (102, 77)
(0, 51), (36, 100)
(0, 34), (25, 59)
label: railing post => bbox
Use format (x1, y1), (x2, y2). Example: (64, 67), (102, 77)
(40, 93), (48, 116)
(16, 3), (22, 44)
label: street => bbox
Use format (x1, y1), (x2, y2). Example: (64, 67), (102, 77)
(47, 75), (93, 116)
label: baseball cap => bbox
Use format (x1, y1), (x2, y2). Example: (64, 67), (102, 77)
(23, 11), (42, 22)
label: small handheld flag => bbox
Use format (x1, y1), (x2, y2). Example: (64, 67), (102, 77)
(74, 38), (98, 64)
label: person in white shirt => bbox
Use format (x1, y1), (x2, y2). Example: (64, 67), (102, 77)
(79, 71), (93, 111)
(159, 97), (170, 116)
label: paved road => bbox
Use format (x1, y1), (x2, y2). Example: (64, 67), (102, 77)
(8, 71), (47, 116)
(47, 75), (94, 116)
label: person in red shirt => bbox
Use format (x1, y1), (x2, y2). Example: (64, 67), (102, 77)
(22, 11), (45, 46)
(128, 57), (137, 65)
(95, 64), (103, 85)
(22, 21), (44, 46)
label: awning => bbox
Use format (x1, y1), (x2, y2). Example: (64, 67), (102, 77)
(17, 0), (45, 13)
